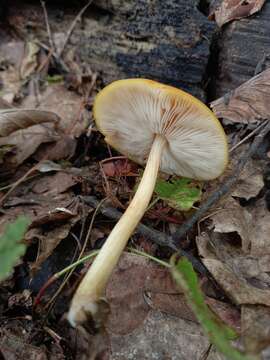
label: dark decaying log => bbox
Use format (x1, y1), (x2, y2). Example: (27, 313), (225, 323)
(215, 1), (270, 97)
(2, 0), (216, 100)
(74, 0), (215, 100)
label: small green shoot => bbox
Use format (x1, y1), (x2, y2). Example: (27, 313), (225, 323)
(46, 75), (64, 84)
(154, 178), (201, 211)
(171, 257), (258, 360)
(0, 216), (30, 282)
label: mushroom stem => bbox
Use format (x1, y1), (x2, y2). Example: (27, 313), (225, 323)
(68, 134), (166, 326)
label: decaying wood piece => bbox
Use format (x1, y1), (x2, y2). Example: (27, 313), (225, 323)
(2, 0), (215, 100)
(75, 0), (215, 100)
(215, 1), (270, 97)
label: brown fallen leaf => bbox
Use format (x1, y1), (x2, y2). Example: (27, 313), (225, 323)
(21, 83), (89, 137)
(210, 197), (252, 252)
(31, 171), (80, 196)
(242, 305), (270, 354)
(26, 217), (80, 272)
(110, 310), (211, 360)
(106, 254), (212, 359)
(0, 109), (62, 175)
(211, 68), (270, 125)
(203, 257), (270, 306)
(0, 40), (25, 103)
(8, 289), (32, 309)
(20, 41), (40, 80)
(102, 159), (138, 177)
(0, 171), (85, 269)
(231, 157), (264, 200)
(0, 123), (59, 170)
(0, 109), (60, 136)
(248, 198), (270, 256)
(0, 329), (47, 360)
(212, 0), (266, 27)
(197, 229), (270, 307)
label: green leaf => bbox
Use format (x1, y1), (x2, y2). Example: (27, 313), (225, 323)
(171, 257), (258, 360)
(154, 178), (202, 211)
(0, 216), (30, 282)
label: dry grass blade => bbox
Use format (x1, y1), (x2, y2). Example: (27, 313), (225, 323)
(0, 109), (61, 136)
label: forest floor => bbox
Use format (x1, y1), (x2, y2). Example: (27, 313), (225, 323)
(1, 1), (270, 359)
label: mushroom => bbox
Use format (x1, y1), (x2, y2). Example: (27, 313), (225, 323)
(68, 79), (228, 327)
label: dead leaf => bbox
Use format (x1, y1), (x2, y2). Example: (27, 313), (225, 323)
(8, 289), (32, 309)
(0, 109), (62, 173)
(0, 67), (21, 103)
(102, 159), (138, 177)
(106, 253), (198, 335)
(0, 40), (25, 67)
(242, 305), (270, 353)
(26, 217), (80, 272)
(20, 41), (40, 79)
(21, 84), (89, 137)
(31, 172), (80, 195)
(203, 257), (270, 306)
(211, 195), (270, 257)
(0, 109), (60, 136)
(211, 197), (252, 252)
(105, 252), (239, 360)
(213, 0), (266, 27)
(0, 170), (85, 269)
(110, 310), (210, 360)
(0, 329), (47, 360)
(0, 40), (24, 102)
(211, 68), (270, 124)
(107, 257), (213, 359)
(231, 157), (264, 200)
(197, 230), (270, 308)
(0, 123), (59, 170)
(33, 135), (77, 162)
(248, 198), (270, 256)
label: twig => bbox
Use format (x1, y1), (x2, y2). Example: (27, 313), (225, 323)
(58, 0), (93, 57)
(0, 160), (44, 206)
(80, 195), (208, 275)
(171, 120), (270, 243)
(40, 0), (56, 54)
(229, 121), (266, 153)
(35, 40), (69, 73)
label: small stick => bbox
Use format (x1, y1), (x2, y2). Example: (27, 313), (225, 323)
(35, 40), (69, 73)
(229, 121), (266, 153)
(80, 195), (208, 275)
(0, 160), (44, 206)
(58, 0), (93, 57)
(40, 0), (56, 54)
(171, 120), (270, 243)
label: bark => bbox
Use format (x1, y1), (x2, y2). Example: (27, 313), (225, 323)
(76, 0), (215, 100)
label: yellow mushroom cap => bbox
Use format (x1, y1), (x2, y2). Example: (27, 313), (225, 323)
(93, 79), (228, 180)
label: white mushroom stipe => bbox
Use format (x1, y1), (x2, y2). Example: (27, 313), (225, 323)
(68, 79), (228, 327)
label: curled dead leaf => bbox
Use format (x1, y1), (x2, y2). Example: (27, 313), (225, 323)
(0, 109), (60, 136)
